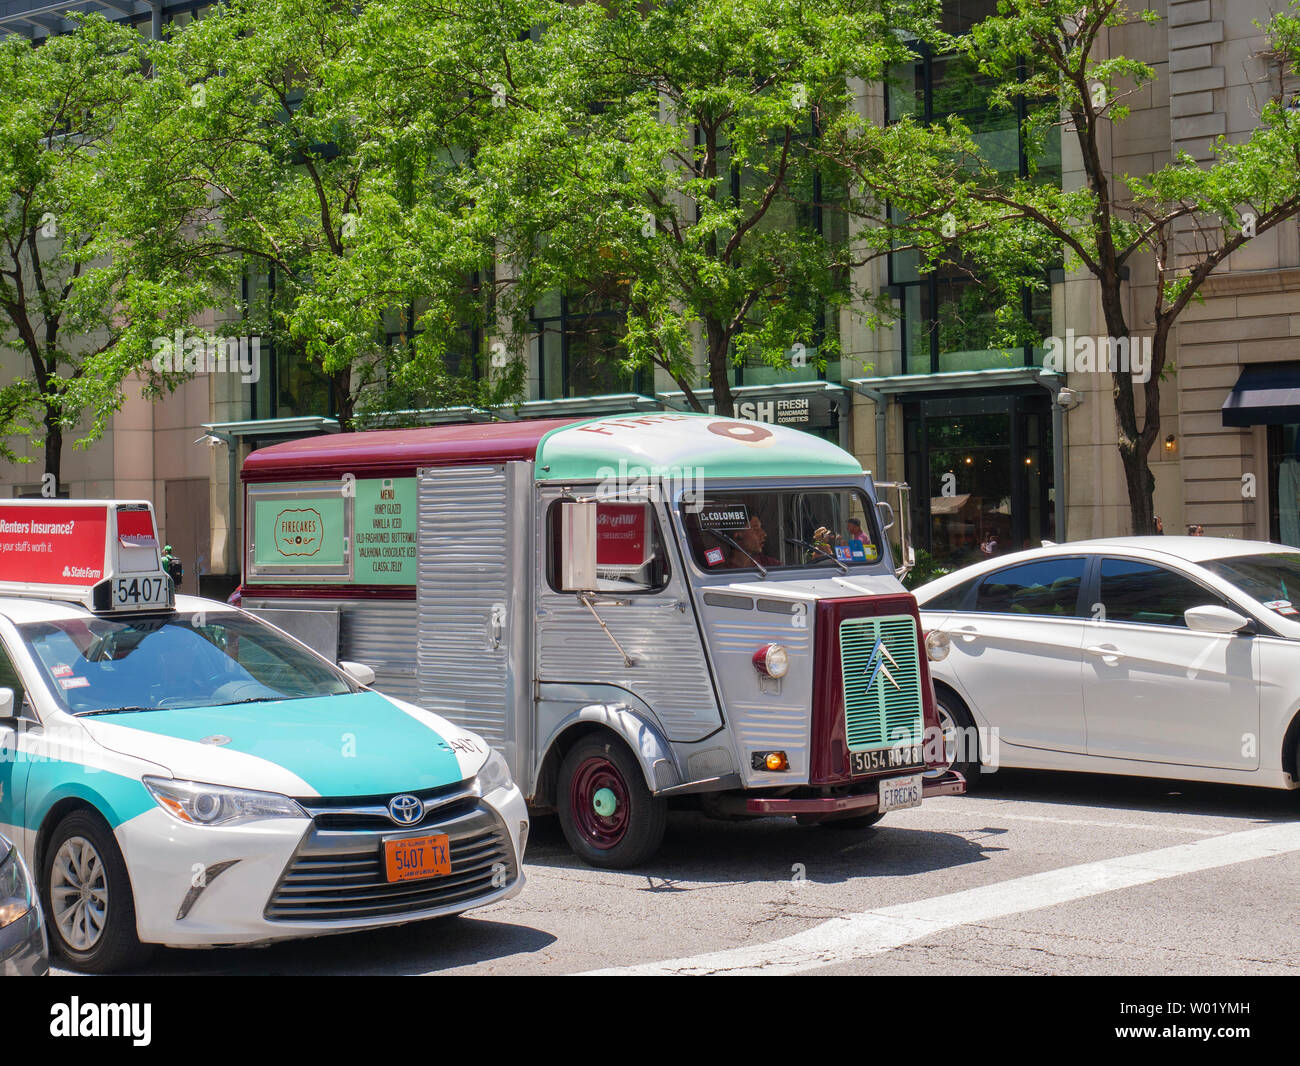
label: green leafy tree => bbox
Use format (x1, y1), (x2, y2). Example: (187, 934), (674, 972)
(954, 0), (1300, 534)
(121, 0), (521, 431)
(0, 18), (203, 486)
(475, 0), (955, 415)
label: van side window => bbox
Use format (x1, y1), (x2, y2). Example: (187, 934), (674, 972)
(546, 501), (671, 594)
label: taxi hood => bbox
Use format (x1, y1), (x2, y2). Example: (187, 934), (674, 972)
(78, 691), (484, 799)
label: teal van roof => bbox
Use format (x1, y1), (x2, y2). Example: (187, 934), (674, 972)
(536, 412), (862, 481)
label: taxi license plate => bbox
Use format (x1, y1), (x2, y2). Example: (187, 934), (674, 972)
(383, 833), (452, 883)
(878, 774), (922, 814)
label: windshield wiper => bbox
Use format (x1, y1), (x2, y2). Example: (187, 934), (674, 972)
(710, 530), (767, 578)
(74, 706), (167, 717)
(786, 537), (848, 574)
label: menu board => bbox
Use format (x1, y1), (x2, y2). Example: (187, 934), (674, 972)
(352, 478), (417, 584)
(249, 478), (416, 585)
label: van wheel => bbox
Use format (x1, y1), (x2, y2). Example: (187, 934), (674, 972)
(42, 810), (151, 973)
(558, 736), (666, 869)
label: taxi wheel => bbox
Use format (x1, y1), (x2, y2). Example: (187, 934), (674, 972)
(41, 810), (151, 973)
(558, 737), (666, 869)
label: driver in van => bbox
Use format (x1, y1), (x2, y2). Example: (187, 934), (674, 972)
(725, 515), (781, 569)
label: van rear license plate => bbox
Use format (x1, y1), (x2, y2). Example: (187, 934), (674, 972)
(384, 833), (451, 883)
(879, 774), (922, 813)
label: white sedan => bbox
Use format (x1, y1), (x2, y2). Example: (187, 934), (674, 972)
(914, 536), (1300, 792)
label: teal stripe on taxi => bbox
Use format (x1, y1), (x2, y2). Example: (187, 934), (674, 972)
(17, 759), (156, 832)
(95, 692), (464, 798)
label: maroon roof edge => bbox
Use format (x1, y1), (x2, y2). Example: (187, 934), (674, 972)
(240, 417), (589, 482)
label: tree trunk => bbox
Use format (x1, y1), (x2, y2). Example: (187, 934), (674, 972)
(43, 410), (62, 494)
(705, 317), (734, 416)
(332, 367), (354, 432)
(1096, 277), (1159, 535)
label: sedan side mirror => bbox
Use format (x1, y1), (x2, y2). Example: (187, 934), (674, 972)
(0, 687), (14, 721)
(1185, 604), (1254, 634)
(339, 661), (376, 687)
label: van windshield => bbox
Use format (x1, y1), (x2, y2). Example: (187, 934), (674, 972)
(19, 611), (355, 716)
(682, 488), (883, 574)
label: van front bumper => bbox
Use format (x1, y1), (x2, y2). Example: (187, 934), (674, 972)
(742, 770), (965, 815)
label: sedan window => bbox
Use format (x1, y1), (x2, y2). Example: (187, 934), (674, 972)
(1098, 559), (1230, 628)
(974, 557), (1086, 616)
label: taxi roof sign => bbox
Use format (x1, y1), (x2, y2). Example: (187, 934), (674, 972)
(0, 500), (174, 614)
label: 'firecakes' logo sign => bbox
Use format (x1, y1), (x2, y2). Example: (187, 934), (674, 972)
(864, 637), (902, 693)
(273, 508), (324, 557)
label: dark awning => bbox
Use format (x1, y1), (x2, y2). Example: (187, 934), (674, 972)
(1222, 361), (1300, 427)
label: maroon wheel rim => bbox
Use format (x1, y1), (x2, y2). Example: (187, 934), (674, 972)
(569, 756), (631, 849)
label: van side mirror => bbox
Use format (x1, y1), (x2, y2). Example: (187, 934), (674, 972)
(1184, 604), (1253, 634)
(559, 501), (598, 592)
(0, 688), (14, 721)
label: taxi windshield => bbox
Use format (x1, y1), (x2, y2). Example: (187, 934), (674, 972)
(18, 611), (355, 716)
(682, 488), (883, 574)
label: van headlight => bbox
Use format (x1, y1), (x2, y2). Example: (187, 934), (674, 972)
(473, 749), (514, 797)
(143, 777), (307, 827)
(0, 841), (34, 929)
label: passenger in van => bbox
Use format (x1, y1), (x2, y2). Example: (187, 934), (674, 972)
(725, 515), (781, 569)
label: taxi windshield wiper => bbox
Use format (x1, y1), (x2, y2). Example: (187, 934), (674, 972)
(74, 706), (167, 717)
(786, 536), (848, 574)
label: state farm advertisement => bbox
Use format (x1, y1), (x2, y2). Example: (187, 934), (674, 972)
(0, 505), (108, 586)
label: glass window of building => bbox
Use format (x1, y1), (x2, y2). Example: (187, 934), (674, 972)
(885, 0), (1059, 375)
(532, 286), (642, 400)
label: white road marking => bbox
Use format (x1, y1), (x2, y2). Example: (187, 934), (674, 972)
(916, 804), (1227, 836)
(583, 821), (1300, 975)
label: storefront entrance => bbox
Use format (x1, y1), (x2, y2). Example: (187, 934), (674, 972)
(903, 390), (1055, 567)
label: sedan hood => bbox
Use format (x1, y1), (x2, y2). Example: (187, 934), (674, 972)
(79, 691), (468, 799)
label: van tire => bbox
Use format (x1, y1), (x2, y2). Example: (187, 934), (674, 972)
(558, 736), (667, 869)
(41, 809), (151, 973)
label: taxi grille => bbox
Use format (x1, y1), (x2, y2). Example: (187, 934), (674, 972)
(264, 804), (515, 922)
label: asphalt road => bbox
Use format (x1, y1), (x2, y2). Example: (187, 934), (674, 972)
(54, 769), (1300, 976)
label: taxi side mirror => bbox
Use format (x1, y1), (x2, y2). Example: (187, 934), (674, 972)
(339, 661), (376, 687)
(558, 501), (598, 592)
(0, 688), (14, 721)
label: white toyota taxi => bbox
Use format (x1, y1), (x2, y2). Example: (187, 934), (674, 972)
(0, 500), (527, 971)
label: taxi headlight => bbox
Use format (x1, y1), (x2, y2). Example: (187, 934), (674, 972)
(143, 776), (307, 827)
(0, 843), (33, 929)
(473, 749), (514, 797)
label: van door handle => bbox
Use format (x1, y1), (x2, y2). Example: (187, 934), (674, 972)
(956, 625), (979, 643)
(1086, 644), (1123, 665)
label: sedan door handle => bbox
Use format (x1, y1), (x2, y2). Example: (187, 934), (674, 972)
(956, 625), (979, 643)
(1086, 644), (1123, 665)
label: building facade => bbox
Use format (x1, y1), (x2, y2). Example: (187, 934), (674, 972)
(2, 0), (1298, 594)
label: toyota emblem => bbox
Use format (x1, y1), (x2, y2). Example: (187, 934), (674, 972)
(387, 794), (424, 825)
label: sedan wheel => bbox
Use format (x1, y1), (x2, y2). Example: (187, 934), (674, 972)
(41, 810), (150, 973)
(51, 836), (108, 952)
